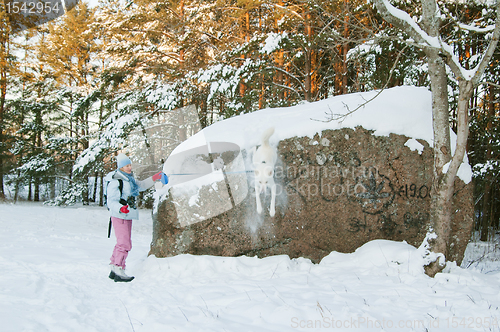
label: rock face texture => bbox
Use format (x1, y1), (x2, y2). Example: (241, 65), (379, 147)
(149, 127), (473, 264)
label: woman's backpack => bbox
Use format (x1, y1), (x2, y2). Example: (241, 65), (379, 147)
(106, 179), (123, 238)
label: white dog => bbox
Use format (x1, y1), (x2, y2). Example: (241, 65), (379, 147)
(253, 127), (277, 217)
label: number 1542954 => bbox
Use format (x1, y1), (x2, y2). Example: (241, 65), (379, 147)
(5, 1), (61, 15)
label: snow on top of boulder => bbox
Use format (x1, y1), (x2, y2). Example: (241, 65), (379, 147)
(165, 86), (471, 183)
(174, 86), (434, 153)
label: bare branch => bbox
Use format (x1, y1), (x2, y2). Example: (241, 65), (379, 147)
(311, 44), (408, 123)
(270, 82), (303, 99)
(482, 81), (500, 89)
(265, 66), (305, 91)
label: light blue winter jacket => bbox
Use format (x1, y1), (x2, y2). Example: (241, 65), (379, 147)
(104, 170), (155, 220)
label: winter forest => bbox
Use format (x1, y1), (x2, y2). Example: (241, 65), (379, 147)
(0, 0), (499, 242)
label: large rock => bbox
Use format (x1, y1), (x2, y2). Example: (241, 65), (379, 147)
(149, 126), (473, 264)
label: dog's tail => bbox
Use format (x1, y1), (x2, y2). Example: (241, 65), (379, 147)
(261, 127), (275, 146)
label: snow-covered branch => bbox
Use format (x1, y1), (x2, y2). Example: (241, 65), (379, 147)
(458, 23), (496, 33)
(441, 1), (500, 83)
(467, 2), (500, 86)
(373, 0), (500, 86)
(372, 0), (439, 47)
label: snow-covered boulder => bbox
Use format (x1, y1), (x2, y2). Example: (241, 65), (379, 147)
(149, 87), (473, 264)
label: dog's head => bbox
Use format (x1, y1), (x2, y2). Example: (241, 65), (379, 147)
(254, 163), (274, 192)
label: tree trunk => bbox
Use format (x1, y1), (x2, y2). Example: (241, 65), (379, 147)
(304, 49), (311, 102)
(304, 12), (313, 101)
(342, 0), (350, 95)
(480, 84), (496, 241)
(50, 178), (56, 200)
(92, 171), (98, 202)
(493, 184), (500, 230)
(82, 176), (89, 205)
(34, 178), (40, 202)
(426, 79), (473, 276)
(99, 172), (104, 207)
(0, 36), (7, 200)
(424, 47), (452, 276)
(481, 180), (492, 241)
(423, 0), (452, 269)
(28, 178), (32, 201)
(274, 1), (285, 102)
(14, 169), (21, 202)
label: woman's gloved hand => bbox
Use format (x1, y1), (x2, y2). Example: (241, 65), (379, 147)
(152, 171), (169, 185)
(120, 205), (130, 214)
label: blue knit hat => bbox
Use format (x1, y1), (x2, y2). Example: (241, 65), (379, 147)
(116, 153), (132, 169)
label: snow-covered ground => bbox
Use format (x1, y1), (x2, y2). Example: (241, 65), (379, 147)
(1, 202), (499, 332)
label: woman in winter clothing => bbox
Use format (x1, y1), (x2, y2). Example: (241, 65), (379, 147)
(105, 153), (166, 282)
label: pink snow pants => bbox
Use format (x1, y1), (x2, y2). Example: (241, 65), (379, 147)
(110, 217), (132, 269)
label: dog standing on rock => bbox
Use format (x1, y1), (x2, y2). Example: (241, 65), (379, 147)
(253, 127), (277, 217)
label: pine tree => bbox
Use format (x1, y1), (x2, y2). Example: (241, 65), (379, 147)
(33, 2), (99, 203)
(0, 6), (24, 199)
